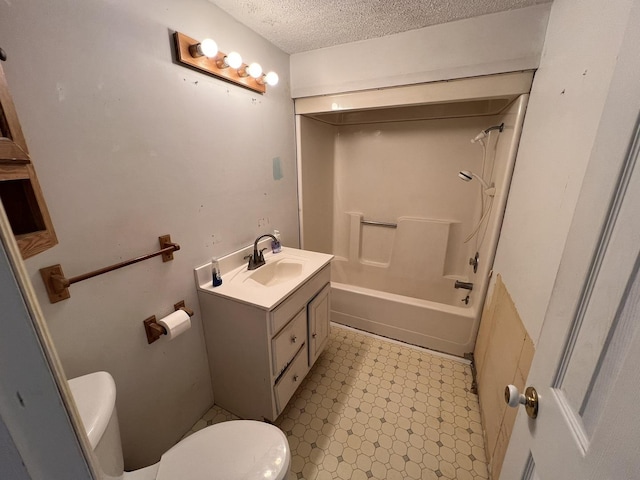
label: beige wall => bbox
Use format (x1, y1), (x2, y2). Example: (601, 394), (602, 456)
(491, 0), (635, 344)
(471, 2), (636, 477)
(0, 0), (296, 469)
(474, 275), (534, 479)
(290, 4), (550, 98)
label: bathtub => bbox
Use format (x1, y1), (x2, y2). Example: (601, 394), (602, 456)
(331, 280), (477, 358)
(328, 215), (480, 358)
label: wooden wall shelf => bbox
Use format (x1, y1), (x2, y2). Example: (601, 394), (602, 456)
(0, 61), (58, 259)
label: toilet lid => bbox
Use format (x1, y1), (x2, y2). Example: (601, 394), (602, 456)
(156, 420), (290, 480)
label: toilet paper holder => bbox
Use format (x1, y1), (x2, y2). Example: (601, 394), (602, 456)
(144, 300), (194, 344)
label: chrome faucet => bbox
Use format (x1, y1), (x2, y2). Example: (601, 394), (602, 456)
(454, 280), (474, 291)
(244, 234), (278, 270)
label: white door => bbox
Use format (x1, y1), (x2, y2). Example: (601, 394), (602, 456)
(501, 2), (640, 478)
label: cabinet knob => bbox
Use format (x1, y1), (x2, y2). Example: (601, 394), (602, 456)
(312, 332), (317, 338)
(291, 335), (297, 343)
(293, 375), (299, 382)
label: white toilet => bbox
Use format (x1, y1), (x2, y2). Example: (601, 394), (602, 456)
(68, 371), (291, 480)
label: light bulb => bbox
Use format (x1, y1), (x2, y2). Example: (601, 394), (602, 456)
(264, 71), (279, 86)
(225, 51), (243, 69)
(247, 62), (263, 79)
(199, 38), (218, 58)
(189, 38), (218, 58)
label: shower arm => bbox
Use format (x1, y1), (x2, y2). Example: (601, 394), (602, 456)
(484, 123), (504, 134)
(471, 123), (504, 143)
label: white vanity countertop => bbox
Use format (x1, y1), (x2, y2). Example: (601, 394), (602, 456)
(195, 246), (333, 310)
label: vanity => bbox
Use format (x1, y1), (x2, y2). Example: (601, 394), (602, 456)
(194, 243), (333, 421)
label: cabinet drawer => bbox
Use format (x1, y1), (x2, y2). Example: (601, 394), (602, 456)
(272, 308), (307, 375)
(274, 345), (308, 415)
(270, 264), (330, 335)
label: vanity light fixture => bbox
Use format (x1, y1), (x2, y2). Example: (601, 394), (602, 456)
(174, 31), (278, 94)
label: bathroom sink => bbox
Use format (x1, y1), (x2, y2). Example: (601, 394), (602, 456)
(195, 246), (334, 310)
(247, 259), (304, 286)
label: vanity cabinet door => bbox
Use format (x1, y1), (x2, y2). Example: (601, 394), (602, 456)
(308, 283), (331, 366)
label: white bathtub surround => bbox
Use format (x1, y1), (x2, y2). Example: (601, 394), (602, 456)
(337, 214), (464, 304)
(297, 74), (529, 356)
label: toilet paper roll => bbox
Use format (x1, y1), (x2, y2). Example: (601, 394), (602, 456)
(158, 309), (191, 340)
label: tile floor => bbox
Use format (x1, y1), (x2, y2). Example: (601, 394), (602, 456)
(185, 324), (489, 480)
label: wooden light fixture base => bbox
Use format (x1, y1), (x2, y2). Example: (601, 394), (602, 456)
(173, 32), (266, 94)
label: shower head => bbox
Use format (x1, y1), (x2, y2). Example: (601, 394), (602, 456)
(458, 170), (473, 182)
(470, 131), (487, 143)
(459, 170), (490, 190)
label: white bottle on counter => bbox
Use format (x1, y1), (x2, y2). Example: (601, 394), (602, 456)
(212, 258), (223, 287)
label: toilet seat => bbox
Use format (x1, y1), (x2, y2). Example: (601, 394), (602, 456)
(155, 420), (290, 480)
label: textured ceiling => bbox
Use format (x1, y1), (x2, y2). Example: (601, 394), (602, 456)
(208, 0), (551, 54)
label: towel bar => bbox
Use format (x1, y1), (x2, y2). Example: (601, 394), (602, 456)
(40, 235), (180, 303)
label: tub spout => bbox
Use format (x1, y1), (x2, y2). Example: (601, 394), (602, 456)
(454, 280), (474, 291)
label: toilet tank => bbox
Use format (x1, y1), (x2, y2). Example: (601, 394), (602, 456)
(69, 371), (125, 479)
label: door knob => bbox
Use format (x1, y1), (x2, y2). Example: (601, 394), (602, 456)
(504, 384), (539, 419)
